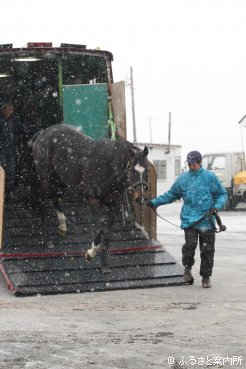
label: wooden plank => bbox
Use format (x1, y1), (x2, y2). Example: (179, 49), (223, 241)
(110, 81), (127, 139)
(134, 161), (157, 240)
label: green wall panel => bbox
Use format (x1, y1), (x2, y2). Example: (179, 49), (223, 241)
(62, 83), (109, 139)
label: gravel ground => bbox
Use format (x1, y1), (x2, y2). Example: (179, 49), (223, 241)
(0, 202), (245, 369)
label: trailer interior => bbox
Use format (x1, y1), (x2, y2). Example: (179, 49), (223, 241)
(0, 43), (185, 295)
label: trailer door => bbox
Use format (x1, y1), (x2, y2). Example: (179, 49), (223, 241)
(62, 83), (109, 139)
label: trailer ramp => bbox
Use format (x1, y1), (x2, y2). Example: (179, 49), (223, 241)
(0, 199), (185, 296)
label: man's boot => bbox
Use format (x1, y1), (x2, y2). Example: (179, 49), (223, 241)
(183, 267), (194, 285)
(202, 277), (211, 288)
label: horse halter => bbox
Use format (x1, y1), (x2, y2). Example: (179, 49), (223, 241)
(131, 180), (149, 190)
(126, 161), (149, 190)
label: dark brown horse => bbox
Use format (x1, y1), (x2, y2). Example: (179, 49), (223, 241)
(31, 124), (149, 269)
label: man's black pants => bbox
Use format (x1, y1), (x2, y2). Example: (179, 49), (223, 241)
(182, 228), (215, 277)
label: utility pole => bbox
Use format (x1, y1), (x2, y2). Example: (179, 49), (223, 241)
(165, 112), (171, 154)
(130, 66), (137, 142)
(238, 114), (246, 169)
(148, 116), (153, 144)
(168, 112), (171, 146)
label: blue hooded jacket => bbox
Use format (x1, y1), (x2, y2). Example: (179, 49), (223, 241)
(151, 166), (228, 229)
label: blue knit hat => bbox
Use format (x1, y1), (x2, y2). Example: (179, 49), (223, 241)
(186, 151), (202, 164)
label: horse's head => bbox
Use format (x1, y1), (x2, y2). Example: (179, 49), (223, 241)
(129, 145), (149, 205)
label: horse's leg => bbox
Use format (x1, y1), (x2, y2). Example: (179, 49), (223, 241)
(36, 165), (55, 248)
(123, 193), (134, 227)
(85, 204), (115, 273)
(53, 197), (67, 236)
(38, 177), (52, 247)
(40, 197), (48, 244)
(98, 206), (115, 272)
(85, 228), (111, 273)
(85, 229), (104, 261)
(48, 168), (67, 237)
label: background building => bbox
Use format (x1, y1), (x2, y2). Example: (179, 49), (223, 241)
(136, 143), (182, 194)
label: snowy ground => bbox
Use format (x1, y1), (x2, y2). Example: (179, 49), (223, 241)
(0, 201), (245, 369)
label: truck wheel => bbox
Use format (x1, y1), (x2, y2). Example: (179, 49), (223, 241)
(224, 197), (237, 211)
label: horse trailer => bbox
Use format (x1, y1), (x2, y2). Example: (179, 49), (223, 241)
(0, 42), (185, 295)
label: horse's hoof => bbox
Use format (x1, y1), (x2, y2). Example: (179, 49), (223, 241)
(58, 228), (67, 237)
(101, 265), (111, 274)
(85, 252), (93, 262)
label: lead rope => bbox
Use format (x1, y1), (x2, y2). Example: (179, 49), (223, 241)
(151, 207), (181, 229)
(151, 207), (226, 232)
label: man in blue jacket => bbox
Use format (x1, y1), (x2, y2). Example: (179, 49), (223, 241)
(149, 150), (228, 288)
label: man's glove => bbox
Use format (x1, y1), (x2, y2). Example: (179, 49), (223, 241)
(146, 199), (155, 208)
(210, 208), (219, 215)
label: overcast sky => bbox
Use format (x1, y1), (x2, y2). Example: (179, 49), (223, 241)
(1, 0), (246, 161)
